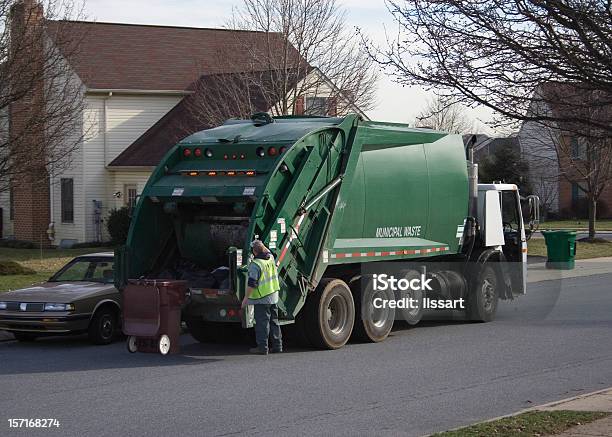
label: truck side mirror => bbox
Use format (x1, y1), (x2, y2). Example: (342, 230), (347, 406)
(525, 194), (540, 237)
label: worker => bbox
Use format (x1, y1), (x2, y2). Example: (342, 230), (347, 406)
(241, 239), (283, 355)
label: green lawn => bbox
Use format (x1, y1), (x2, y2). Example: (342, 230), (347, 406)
(433, 410), (609, 437)
(0, 247), (112, 292)
(539, 219), (612, 230)
(528, 238), (612, 259)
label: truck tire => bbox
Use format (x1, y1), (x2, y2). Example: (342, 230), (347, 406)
(304, 278), (355, 349)
(397, 269), (424, 326)
(468, 265), (499, 322)
(186, 318), (245, 344)
(352, 276), (395, 342)
(88, 306), (118, 345)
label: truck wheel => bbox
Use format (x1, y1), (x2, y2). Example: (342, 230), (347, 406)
(186, 318), (245, 344)
(305, 278), (355, 349)
(13, 332), (37, 342)
(397, 270), (424, 326)
(88, 306), (118, 345)
(185, 317), (216, 343)
(352, 276), (395, 342)
(468, 265), (499, 322)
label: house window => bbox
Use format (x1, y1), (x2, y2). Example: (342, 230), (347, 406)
(571, 182), (586, 202)
(570, 137), (587, 160)
(9, 186), (14, 221)
(61, 178), (74, 223)
(124, 185), (138, 207)
(305, 96), (329, 116)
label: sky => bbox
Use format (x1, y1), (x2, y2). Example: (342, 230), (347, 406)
(81, 0), (494, 133)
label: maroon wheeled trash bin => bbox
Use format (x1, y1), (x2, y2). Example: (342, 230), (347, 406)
(122, 279), (188, 355)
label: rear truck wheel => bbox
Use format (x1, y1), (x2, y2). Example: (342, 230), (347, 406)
(468, 265), (499, 322)
(304, 278), (355, 349)
(397, 270), (424, 326)
(159, 334), (171, 355)
(88, 306), (118, 345)
(352, 276), (395, 342)
(126, 336), (138, 353)
(13, 332), (37, 342)
(186, 318), (246, 344)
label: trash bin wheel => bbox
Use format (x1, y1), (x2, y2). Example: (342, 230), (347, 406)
(159, 334), (171, 355)
(126, 336), (138, 353)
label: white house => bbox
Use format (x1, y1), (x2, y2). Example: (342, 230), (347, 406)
(1, 17), (366, 245)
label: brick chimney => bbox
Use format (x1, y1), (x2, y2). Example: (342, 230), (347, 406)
(8, 0), (51, 246)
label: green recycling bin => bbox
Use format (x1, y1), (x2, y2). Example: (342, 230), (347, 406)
(541, 230), (577, 270)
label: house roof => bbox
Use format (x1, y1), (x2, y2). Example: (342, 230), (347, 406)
(47, 20), (296, 91)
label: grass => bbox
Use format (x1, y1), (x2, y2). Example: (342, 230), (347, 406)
(528, 238), (612, 259)
(0, 247), (112, 292)
(539, 219), (612, 230)
(432, 410), (609, 437)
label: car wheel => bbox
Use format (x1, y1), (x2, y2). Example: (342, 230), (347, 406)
(88, 307), (118, 345)
(13, 332), (37, 342)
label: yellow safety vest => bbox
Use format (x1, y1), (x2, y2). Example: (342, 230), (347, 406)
(250, 256), (280, 299)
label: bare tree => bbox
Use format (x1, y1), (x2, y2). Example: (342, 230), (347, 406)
(0, 0), (85, 194)
(184, 0), (378, 128)
(366, 0), (611, 134)
(415, 96), (474, 133)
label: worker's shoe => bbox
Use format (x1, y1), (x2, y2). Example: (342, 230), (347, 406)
(249, 347), (268, 355)
(270, 348), (282, 353)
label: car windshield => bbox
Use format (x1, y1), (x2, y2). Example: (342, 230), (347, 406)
(50, 257), (114, 284)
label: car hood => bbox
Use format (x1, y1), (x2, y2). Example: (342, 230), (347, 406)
(1, 282), (117, 303)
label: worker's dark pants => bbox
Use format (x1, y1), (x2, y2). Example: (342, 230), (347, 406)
(253, 304), (282, 352)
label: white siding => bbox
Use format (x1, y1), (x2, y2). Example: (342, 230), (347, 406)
(76, 94), (179, 242)
(518, 102), (560, 215)
(49, 122), (86, 244)
(0, 107), (11, 238)
(104, 95), (182, 164)
(0, 190), (13, 239)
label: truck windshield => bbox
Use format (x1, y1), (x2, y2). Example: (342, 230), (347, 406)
(50, 258), (115, 284)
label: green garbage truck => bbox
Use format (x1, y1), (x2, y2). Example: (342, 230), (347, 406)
(115, 113), (539, 349)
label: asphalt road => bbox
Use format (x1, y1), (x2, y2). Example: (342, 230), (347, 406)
(2, 274), (612, 437)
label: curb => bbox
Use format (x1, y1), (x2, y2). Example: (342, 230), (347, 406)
(528, 387), (612, 411)
(424, 387), (612, 437)
(0, 330), (15, 342)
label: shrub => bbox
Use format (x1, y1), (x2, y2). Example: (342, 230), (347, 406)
(0, 261), (36, 276)
(106, 207), (131, 245)
(0, 239), (38, 249)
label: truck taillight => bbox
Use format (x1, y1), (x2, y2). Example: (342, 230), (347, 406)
(183, 148), (191, 157)
(268, 147), (277, 156)
(194, 148), (202, 157)
(279, 146), (287, 154)
(227, 171), (236, 176)
(246, 171), (256, 176)
(256, 147), (265, 157)
(205, 148), (213, 158)
(208, 171), (217, 176)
